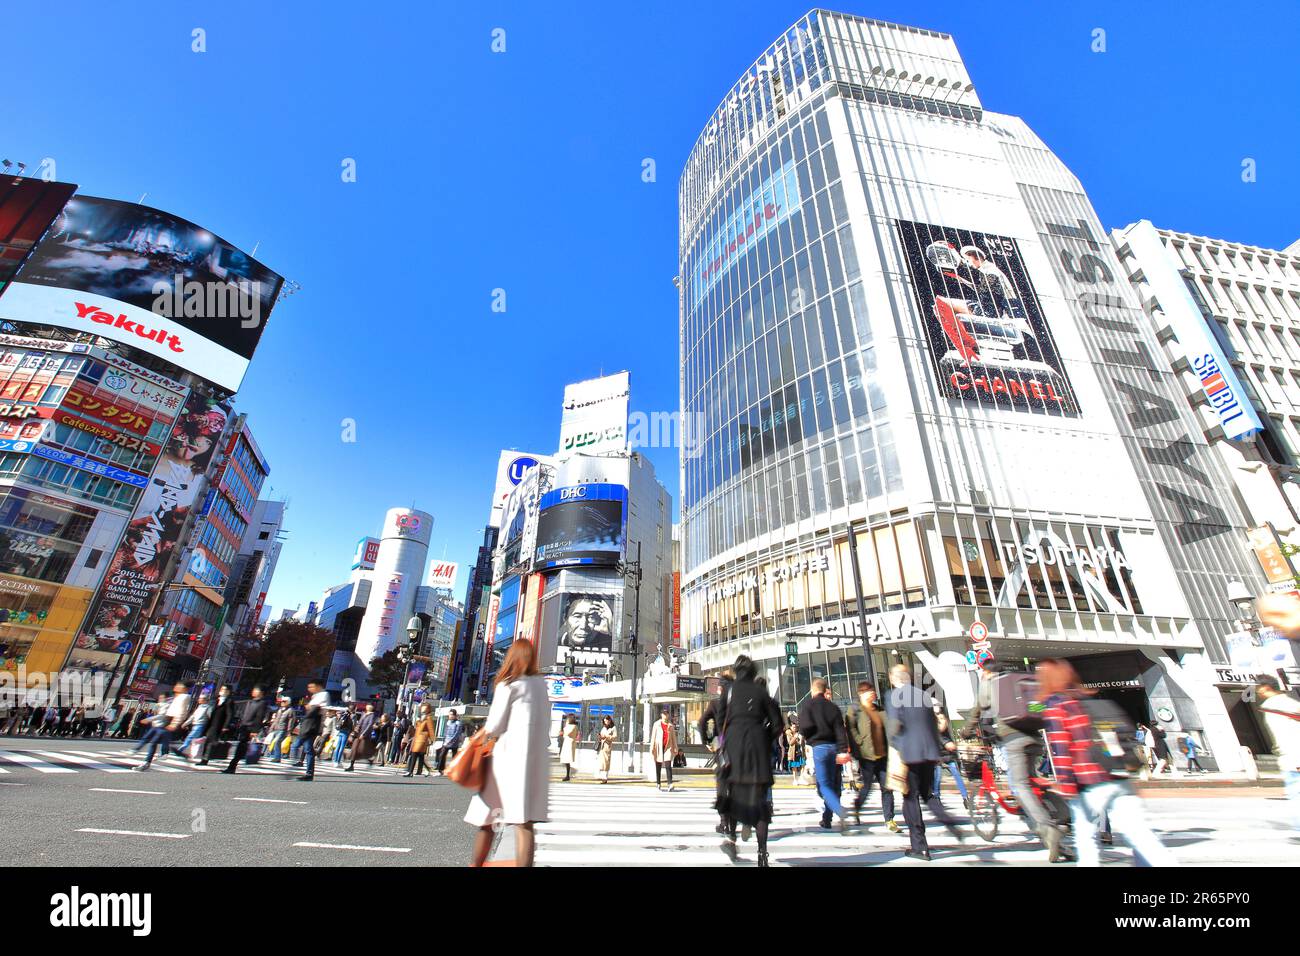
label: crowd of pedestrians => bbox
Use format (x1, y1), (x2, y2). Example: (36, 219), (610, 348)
(0, 682), (474, 782)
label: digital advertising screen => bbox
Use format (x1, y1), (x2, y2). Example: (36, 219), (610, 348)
(4, 196), (284, 391)
(533, 483), (627, 569)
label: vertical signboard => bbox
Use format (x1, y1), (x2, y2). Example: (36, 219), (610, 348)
(1015, 180), (1263, 662)
(1247, 525), (1297, 591)
(1119, 221), (1264, 440)
(75, 392), (225, 658)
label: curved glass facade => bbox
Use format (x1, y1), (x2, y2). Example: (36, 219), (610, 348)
(680, 43), (900, 575)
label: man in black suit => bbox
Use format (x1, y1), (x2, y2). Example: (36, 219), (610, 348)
(885, 664), (964, 860)
(197, 685), (234, 766)
(222, 687), (268, 774)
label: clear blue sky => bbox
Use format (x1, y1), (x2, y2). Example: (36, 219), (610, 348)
(5, 2), (1297, 615)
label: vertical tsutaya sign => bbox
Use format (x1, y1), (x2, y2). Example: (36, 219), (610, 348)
(1017, 182), (1258, 662)
(896, 219), (1080, 416)
(1117, 220), (1264, 440)
(558, 371), (629, 457)
(76, 391), (226, 658)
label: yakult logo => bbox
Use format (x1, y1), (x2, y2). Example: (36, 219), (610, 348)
(74, 303), (184, 353)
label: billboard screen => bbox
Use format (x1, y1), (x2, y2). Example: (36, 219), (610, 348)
(896, 219), (1080, 417)
(534, 483), (627, 569)
(4, 196), (283, 391)
(557, 591), (618, 659)
(75, 392), (225, 656)
(0, 178), (76, 297)
(558, 372), (629, 457)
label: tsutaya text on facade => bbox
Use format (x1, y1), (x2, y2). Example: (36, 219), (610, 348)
(999, 540), (1129, 572)
(706, 551), (831, 605)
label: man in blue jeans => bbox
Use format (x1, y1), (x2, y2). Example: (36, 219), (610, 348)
(798, 678), (850, 834)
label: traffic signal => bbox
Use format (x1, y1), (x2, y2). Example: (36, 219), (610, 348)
(784, 639), (798, 667)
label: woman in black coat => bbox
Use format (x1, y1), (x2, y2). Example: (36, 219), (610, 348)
(716, 655), (784, 867)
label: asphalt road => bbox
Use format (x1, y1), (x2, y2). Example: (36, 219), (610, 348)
(0, 737), (478, 866)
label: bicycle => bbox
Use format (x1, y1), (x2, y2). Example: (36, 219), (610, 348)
(961, 741), (1071, 842)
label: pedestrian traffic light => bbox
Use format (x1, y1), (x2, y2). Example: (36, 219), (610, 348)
(784, 640), (798, 667)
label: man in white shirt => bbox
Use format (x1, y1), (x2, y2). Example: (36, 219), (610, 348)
(1257, 678), (1300, 838)
(135, 683), (191, 770)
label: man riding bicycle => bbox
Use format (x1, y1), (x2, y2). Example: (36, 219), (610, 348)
(967, 660), (1071, 862)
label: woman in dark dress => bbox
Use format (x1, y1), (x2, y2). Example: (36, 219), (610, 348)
(716, 655), (784, 867)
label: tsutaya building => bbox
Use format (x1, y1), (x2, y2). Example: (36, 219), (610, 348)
(677, 10), (1267, 768)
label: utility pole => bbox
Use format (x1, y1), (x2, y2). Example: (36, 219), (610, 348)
(623, 541), (643, 774)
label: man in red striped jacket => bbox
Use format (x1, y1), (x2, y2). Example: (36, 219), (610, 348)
(1037, 659), (1176, 867)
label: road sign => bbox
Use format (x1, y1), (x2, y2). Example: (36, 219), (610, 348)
(115, 640), (133, 654)
(969, 621), (989, 642)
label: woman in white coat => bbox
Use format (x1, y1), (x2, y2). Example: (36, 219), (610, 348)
(559, 714), (580, 782)
(467, 639), (551, 867)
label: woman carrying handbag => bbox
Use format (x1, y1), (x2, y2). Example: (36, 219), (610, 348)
(464, 640), (550, 867)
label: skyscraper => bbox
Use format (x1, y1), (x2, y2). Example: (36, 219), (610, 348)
(677, 10), (1265, 768)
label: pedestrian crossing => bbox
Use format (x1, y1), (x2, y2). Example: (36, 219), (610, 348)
(0, 745), (409, 779)
(535, 781), (1300, 866)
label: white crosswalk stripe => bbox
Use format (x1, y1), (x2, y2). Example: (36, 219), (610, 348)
(535, 782), (1297, 866)
(0, 746), (408, 778)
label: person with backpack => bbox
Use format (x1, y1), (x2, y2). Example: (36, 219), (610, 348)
(969, 660), (1067, 861)
(1037, 659), (1175, 867)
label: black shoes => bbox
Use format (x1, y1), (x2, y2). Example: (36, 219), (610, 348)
(296, 775), (313, 781)
(220, 768), (236, 774)
(757, 851), (770, 867)
(903, 849), (932, 861)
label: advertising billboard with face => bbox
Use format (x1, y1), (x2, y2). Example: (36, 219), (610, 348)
(534, 483), (627, 569)
(0, 178), (76, 297)
(557, 591), (618, 657)
(75, 392), (226, 657)
(558, 372), (630, 458)
(4, 196), (283, 392)
(896, 219), (1080, 417)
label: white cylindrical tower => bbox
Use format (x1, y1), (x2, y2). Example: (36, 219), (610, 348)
(353, 507), (433, 679)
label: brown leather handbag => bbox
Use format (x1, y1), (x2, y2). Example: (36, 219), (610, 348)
(447, 728), (495, 791)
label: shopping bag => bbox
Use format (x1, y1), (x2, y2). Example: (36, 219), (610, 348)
(188, 740), (204, 760)
(245, 741), (262, 765)
(886, 747), (909, 795)
(280, 736), (292, 756)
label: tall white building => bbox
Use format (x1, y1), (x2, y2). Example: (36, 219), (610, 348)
(1114, 222), (1300, 544)
(677, 10), (1269, 768)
